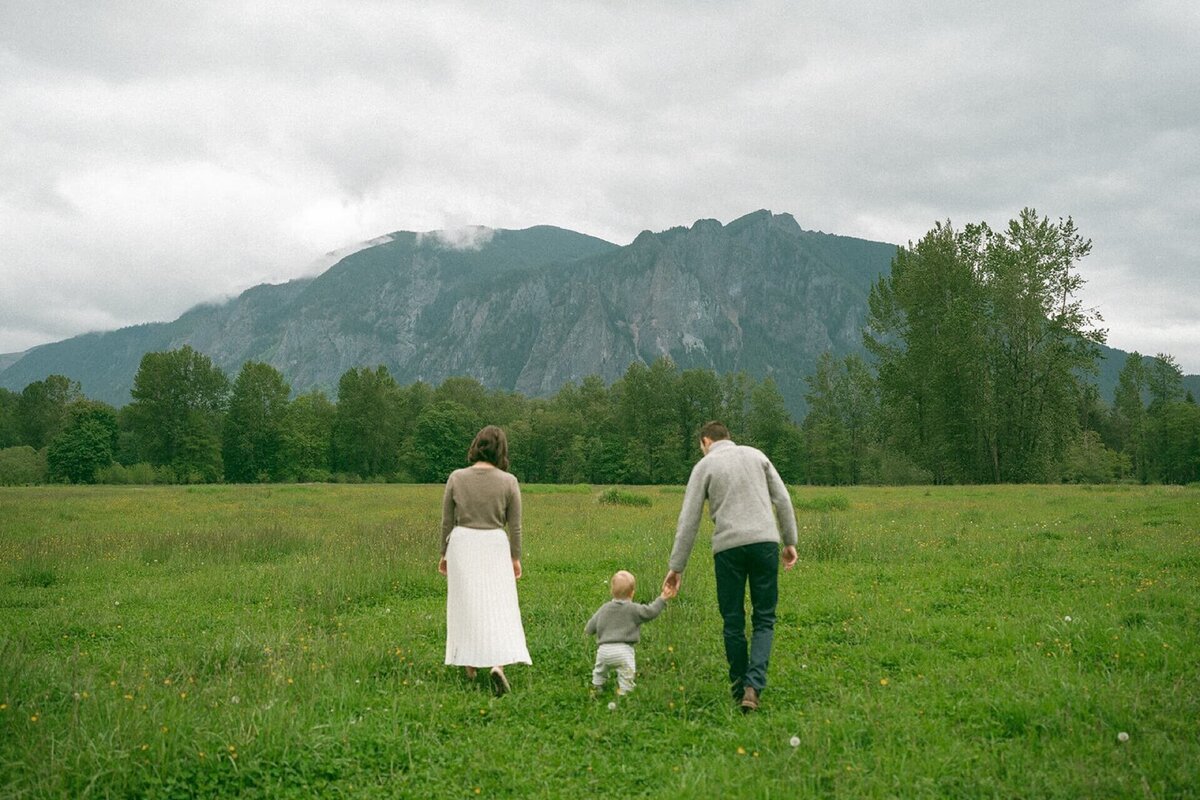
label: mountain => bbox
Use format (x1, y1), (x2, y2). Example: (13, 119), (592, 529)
(1, 211), (1193, 414)
(0, 224), (617, 406)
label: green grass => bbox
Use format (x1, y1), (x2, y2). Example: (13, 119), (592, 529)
(1, 483), (1198, 798)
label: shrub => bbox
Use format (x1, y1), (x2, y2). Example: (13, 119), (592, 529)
(1061, 431), (1127, 484)
(597, 488), (652, 507)
(289, 467), (333, 483)
(865, 448), (934, 485)
(96, 463), (132, 484)
(0, 446), (47, 485)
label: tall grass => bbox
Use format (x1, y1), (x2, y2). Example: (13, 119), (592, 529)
(1, 484), (1198, 797)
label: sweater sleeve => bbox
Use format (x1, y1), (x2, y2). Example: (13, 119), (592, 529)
(584, 609), (599, 637)
(668, 462), (708, 573)
(440, 474), (456, 556)
(636, 596), (667, 621)
(506, 476), (523, 559)
(764, 458), (798, 548)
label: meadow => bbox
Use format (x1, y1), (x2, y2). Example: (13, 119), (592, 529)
(1, 482), (1198, 798)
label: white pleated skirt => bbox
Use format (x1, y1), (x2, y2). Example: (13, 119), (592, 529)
(444, 527), (532, 667)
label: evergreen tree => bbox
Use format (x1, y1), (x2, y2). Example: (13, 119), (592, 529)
(1112, 352), (1148, 480)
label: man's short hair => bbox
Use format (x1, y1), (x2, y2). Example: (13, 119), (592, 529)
(699, 421), (731, 442)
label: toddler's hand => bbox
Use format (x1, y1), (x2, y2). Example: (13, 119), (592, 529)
(661, 583), (678, 600)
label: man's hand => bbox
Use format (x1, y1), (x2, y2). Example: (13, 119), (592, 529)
(438, 556), (448, 576)
(781, 546), (798, 570)
(662, 570), (682, 597)
(512, 559), (523, 579)
(661, 581), (678, 600)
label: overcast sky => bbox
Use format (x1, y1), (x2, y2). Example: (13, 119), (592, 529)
(2, 1), (1198, 372)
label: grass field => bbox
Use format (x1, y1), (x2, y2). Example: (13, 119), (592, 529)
(1, 483), (1198, 798)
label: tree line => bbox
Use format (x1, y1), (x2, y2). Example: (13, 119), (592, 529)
(2, 209), (1197, 487)
(0, 351), (804, 486)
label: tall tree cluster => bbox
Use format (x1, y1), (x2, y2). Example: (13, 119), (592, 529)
(864, 209), (1106, 483)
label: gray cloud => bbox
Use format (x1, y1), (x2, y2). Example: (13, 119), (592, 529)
(1, 0), (1197, 371)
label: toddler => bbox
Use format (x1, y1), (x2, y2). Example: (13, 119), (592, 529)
(584, 569), (675, 695)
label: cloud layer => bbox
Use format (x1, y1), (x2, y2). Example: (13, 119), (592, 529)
(2, 1), (1198, 370)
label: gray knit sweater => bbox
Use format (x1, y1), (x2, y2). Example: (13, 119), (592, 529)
(668, 439), (799, 573)
(584, 597), (667, 645)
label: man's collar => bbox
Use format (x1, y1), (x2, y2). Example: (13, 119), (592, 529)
(707, 439), (735, 454)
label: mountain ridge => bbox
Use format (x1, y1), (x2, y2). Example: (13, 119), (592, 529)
(2, 211), (1195, 412)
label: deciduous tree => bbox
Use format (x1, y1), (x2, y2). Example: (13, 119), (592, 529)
(127, 347), (228, 481)
(223, 362), (291, 482)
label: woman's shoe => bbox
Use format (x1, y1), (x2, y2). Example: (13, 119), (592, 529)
(490, 667), (510, 697)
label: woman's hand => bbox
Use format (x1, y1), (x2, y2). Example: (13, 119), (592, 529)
(438, 557), (448, 576)
(512, 559), (522, 579)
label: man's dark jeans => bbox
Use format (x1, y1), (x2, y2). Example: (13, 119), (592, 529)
(714, 541), (778, 698)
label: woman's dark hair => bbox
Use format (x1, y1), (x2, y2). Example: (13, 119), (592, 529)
(467, 425), (509, 471)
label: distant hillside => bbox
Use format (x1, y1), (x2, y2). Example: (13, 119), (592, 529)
(2, 211), (1193, 414)
(1094, 344), (1200, 401)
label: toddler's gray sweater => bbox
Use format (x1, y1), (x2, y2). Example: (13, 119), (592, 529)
(584, 597), (666, 644)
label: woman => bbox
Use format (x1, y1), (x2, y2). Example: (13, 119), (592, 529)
(438, 425), (530, 695)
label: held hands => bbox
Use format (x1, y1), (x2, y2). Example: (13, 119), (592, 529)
(662, 570), (682, 598)
(782, 545), (798, 570)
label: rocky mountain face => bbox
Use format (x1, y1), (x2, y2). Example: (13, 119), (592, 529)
(0, 212), (895, 414)
(5, 210), (1182, 414)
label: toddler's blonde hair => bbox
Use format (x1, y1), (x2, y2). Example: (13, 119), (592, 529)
(610, 570), (636, 599)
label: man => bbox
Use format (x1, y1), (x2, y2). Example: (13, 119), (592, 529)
(662, 421), (799, 712)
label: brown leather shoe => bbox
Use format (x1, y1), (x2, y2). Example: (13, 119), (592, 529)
(740, 686), (760, 713)
(490, 667), (510, 697)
